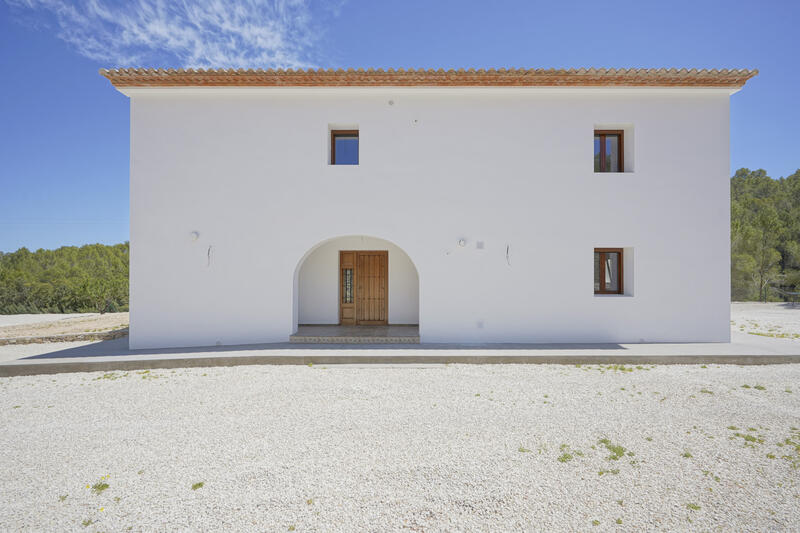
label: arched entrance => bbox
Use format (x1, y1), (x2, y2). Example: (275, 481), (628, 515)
(291, 235), (420, 342)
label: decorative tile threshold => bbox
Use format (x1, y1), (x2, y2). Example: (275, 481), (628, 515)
(290, 336), (420, 344)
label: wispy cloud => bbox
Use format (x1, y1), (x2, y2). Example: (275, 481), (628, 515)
(6, 0), (331, 68)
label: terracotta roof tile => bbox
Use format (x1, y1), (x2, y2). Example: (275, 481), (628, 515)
(99, 67), (757, 89)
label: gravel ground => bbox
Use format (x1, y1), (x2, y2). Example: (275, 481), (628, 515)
(731, 302), (800, 341)
(1, 364), (798, 532)
(0, 313), (95, 328)
(0, 313), (129, 339)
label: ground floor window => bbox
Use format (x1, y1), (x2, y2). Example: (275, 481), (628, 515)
(594, 248), (623, 294)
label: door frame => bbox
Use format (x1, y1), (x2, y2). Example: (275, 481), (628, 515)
(339, 250), (388, 326)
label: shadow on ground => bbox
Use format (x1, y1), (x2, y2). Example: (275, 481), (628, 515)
(25, 337), (627, 359)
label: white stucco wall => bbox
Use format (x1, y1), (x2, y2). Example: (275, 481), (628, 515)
(126, 86), (732, 348)
(297, 236), (419, 324)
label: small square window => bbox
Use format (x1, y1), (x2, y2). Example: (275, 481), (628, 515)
(594, 248), (623, 294)
(594, 130), (623, 172)
(331, 130), (358, 165)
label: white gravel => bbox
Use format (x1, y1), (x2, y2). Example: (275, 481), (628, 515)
(1, 364), (799, 531)
(732, 302), (800, 341)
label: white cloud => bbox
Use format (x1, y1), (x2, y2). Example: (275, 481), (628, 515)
(6, 0), (327, 68)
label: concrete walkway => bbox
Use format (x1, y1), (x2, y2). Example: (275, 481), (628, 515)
(1, 330), (799, 376)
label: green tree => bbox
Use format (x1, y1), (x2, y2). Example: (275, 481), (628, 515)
(750, 203), (783, 301)
(0, 242), (129, 314)
(731, 168), (800, 301)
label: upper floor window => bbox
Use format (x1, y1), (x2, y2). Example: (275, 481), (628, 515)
(594, 248), (623, 294)
(594, 130), (623, 172)
(331, 130), (359, 165)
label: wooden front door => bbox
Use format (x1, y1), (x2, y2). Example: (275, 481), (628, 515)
(339, 250), (388, 326)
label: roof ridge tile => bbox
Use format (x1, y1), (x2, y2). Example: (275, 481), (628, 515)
(98, 67), (759, 89)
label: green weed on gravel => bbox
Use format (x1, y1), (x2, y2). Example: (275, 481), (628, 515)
(89, 475), (110, 495)
(556, 443), (584, 463)
(686, 503), (701, 511)
(777, 428), (800, 469)
(748, 331), (800, 339)
(94, 372), (123, 381)
(191, 482), (204, 490)
(733, 432), (764, 445)
(599, 439), (628, 461)
(584, 364), (654, 373)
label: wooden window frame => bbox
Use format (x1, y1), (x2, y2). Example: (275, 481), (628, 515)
(330, 130), (359, 165)
(594, 130), (624, 173)
(595, 248), (624, 295)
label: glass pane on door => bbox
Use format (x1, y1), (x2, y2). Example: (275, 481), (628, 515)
(342, 269), (353, 303)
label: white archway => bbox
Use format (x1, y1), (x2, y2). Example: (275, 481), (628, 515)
(291, 235), (420, 332)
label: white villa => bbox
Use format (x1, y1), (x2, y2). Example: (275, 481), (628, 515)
(101, 67), (757, 349)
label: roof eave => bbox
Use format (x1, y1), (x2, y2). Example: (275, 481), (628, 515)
(99, 67), (758, 92)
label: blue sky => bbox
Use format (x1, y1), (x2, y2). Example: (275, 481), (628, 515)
(1, 0), (798, 252)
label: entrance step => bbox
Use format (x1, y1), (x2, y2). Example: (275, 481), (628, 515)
(290, 335), (420, 344)
(290, 325), (420, 344)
